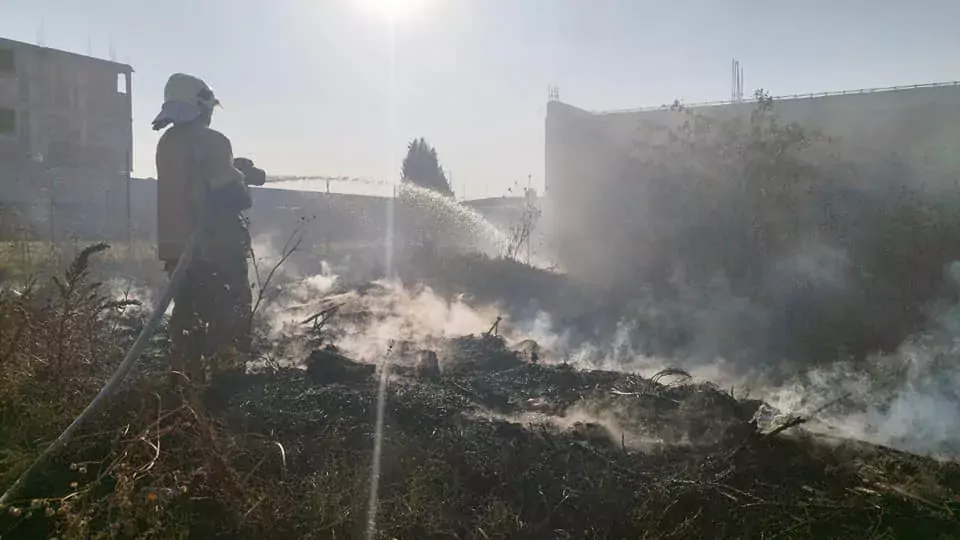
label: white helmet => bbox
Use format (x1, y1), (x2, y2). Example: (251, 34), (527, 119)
(151, 73), (220, 130)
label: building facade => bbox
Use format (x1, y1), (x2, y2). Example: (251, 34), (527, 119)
(0, 37), (133, 239)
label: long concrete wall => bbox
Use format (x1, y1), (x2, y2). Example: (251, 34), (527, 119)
(0, 178), (527, 257)
(127, 181), (397, 247)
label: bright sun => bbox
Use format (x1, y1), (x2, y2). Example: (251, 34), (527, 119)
(360, 0), (426, 21)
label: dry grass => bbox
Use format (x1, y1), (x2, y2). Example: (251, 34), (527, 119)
(0, 246), (958, 539)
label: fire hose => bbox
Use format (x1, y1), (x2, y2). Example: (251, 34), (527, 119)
(0, 227), (201, 506)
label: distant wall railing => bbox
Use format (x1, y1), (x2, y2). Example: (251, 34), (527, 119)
(266, 175), (392, 186)
(592, 80), (960, 116)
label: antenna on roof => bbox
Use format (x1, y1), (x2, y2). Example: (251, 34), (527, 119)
(548, 85), (560, 102)
(37, 17), (46, 46)
(739, 63), (744, 102)
(731, 58), (745, 103)
(109, 41), (116, 62)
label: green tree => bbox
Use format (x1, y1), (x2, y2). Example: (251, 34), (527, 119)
(401, 138), (453, 196)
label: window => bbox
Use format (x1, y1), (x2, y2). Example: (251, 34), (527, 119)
(0, 108), (14, 135)
(0, 48), (13, 72)
(117, 72), (128, 94)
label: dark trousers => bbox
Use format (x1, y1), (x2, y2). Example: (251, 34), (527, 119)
(165, 257), (252, 384)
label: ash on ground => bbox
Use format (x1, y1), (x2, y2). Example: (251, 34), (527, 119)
(198, 334), (960, 539)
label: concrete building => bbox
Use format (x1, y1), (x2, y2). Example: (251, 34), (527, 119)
(544, 81), (960, 277)
(0, 36), (133, 239)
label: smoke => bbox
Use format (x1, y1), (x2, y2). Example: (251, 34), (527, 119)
(553, 265), (960, 457)
(249, 233), (338, 335)
(531, 96), (960, 457)
(550, 97), (960, 365)
(240, 95), (960, 458)
(468, 402), (679, 453)
(325, 280), (502, 362)
(161, 186), (960, 461)
(550, 263), (960, 457)
(246, 238), (960, 459)
(249, 233), (532, 365)
(764, 310), (960, 458)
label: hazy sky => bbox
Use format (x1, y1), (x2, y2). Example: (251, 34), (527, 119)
(3, 0), (960, 198)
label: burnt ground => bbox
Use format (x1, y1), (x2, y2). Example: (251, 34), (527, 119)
(3, 337), (960, 539)
(205, 360), (960, 539)
(5, 218), (960, 539)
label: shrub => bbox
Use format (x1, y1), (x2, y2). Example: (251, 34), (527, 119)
(0, 244), (143, 482)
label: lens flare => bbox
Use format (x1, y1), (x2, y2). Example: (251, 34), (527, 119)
(359, 0), (427, 21)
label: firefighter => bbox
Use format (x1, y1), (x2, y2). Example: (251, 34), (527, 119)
(152, 73), (264, 384)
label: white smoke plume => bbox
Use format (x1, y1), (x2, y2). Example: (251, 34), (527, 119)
(243, 200), (960, 461)
(293, 278), (559, 367)
(467, 402), (679, 453)
(249, 247), (960, 460)
(765, 333), (960, 458)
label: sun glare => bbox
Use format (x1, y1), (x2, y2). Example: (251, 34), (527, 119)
(359, 0), (426, 21)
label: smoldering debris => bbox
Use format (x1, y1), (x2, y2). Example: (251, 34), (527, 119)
(185, 350), (959, 538)
(250, 242), (960, 460)
(765, 338), (960, 458)
(305, 345), (375, 383)
(265, 261), (958, 460)
(265, 275), (545, 370)
(413, 349), (441, 379)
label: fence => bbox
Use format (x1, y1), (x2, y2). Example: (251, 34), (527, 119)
(591, 80), (960, 115)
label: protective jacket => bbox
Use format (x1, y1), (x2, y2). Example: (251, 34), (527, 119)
(156, 122), (251, 261)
